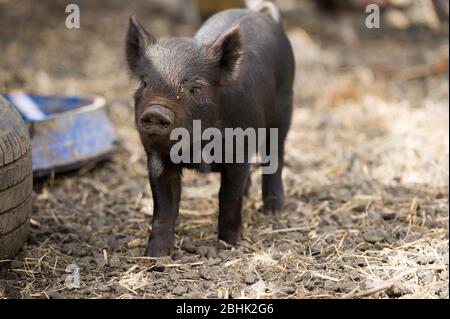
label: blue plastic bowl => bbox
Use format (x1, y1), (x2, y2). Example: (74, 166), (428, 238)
(2, 93), (119, 177)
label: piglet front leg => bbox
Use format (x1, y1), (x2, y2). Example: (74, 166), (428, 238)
(218, 164), (251, 246)
(145, 160), (181, 257)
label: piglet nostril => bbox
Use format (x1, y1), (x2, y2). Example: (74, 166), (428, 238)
(140, 105), (175, 135)
(157, 117), (170, 127)
(141, 115), (154, 125)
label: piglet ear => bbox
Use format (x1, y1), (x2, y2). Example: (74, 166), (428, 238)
(208, 26), (244, 85)
(126, 15), (156, 76)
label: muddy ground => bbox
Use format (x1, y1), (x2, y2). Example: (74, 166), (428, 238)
(0, 0), (448, 299)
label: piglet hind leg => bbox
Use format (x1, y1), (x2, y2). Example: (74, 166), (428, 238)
(262, 153), (285, 215)
(145, 162), (181, 257)
(218, 164), (251, 246)
(262, 93), (293, 215)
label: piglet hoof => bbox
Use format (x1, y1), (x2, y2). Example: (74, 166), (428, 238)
(145, 239), (172, 257)
(263, 196), (284, 215)
(218, 229), (242, 247)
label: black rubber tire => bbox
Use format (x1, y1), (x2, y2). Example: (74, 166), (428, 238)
(0, 95), (32, 260)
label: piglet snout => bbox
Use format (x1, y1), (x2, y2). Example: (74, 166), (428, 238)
(140, 105), (175, 136)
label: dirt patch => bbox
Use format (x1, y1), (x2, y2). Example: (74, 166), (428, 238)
(0, 0), (448, 299)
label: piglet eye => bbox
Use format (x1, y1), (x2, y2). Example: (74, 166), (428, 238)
(190, 86), (201, 95)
